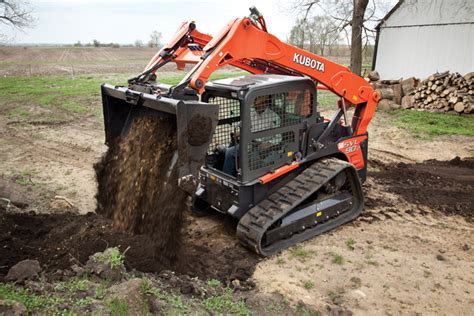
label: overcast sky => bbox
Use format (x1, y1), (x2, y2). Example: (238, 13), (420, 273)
(1, 0), (303, 44)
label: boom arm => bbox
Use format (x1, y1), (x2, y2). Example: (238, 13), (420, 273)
(139, 10), (380, 135)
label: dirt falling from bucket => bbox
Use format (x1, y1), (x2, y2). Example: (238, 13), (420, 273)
(94, 115), (187, 261)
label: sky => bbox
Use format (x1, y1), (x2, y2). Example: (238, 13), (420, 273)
(0, 0), (303, 44)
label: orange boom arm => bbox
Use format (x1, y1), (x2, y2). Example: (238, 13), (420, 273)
(142, 13), (379, 135)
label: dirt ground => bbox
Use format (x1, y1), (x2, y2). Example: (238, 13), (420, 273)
(0, 53), (473, 314)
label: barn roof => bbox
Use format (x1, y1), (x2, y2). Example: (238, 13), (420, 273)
(376, 0), (474, 30)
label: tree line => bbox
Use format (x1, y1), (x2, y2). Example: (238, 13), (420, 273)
(73, 31), (163, 49)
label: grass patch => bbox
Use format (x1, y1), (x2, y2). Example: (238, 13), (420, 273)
(105, 298), (129, 316)
(317, 90), (339, 112)
(207, 279), (221, 287)
(266, 298), (289, 313)
(61, 99), (88, 114)
(303, 280), (315, 290)
(140, 278), (191, 311)
(0, 71), (247, 122)
(8, 107), (30, 119)
(0, 283), (63, 313)
(94, 282), (108, 300)
(74, 297), (93, 306)
(202, 287), (249, 315)
(346, 238), (356, 251)
(93, 247), (125, 269)
(55, 278), (89, 293)
(329, 252), (344, 264)
(390, 109), (474, 137)
(276, 257), (286, 265)
(289, 247), (315, 261)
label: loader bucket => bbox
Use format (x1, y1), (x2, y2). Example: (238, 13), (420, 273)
(100, 84), (219, 189)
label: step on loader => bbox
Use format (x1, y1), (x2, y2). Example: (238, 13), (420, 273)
(100, 7), (380, 256)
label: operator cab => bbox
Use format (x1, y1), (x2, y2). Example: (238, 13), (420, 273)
(201, 74), (321, 183)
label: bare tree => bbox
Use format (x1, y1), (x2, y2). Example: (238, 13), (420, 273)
(0, 0), (34, 29)
(290, 0), (392, 75)
(148, 31), (162, 48)
(134, 39), (144, 48)
(288, 18), (307, 49)
(288, 16), (339, 56)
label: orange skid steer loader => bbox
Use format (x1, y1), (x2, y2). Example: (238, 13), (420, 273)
(100, 7), (380, 256)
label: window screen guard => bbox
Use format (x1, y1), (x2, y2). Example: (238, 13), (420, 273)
(246, 89), (313, 172)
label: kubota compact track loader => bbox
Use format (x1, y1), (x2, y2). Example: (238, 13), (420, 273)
(100, 8), (380, 256)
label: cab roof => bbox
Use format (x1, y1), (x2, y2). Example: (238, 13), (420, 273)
(205, 74), (312, 92)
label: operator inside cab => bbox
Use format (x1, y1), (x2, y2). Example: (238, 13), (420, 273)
(222, 95), (281, 176)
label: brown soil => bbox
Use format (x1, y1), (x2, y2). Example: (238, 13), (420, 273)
(368, 157), (474, 221)
(0, 208), (258, 283)
(94, 115), (186, 261)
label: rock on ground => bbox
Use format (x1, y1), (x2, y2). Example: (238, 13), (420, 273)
(105, 278), (144, 315)
(5, 260), (41, 283)
(85, 249), (125, 282)
(0, 300), (27, 316)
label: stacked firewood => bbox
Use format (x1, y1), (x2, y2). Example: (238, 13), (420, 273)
(368, 70), (474, 114)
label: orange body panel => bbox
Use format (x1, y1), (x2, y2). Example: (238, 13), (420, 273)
(337, 136), (368, 170)
(259, 162), (300, 184)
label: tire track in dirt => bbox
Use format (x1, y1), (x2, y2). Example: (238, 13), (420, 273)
(360, 157), (473, 225)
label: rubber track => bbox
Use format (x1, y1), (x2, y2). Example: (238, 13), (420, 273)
(236, 158), (363, 256)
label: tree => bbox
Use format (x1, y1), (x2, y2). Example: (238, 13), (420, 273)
(0, 0), (34, 29)
(350, 0), (369, 75)
(134, 39), (143, 48)
(291, 0), (392, 75)
(288, 15), (339, 56)
(288, 18), (307, 49)
(92, 39), (100, 47)
(149, 31), (162, 48)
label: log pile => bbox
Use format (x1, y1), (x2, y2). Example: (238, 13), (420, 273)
(368, 70), (474, 114)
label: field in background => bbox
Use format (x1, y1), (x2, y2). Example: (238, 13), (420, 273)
(0, 46), (159, 76)
(0, 46), (359, 77)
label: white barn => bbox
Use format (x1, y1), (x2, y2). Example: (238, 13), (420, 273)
(373, 0), (473, 79)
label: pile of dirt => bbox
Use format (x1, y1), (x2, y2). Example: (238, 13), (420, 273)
(369, 157), (474, 221)
(94, 115), (187, 262)
(0, 209), (259, 283)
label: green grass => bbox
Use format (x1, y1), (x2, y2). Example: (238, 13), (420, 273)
(303, 280), (315, 290)
(346, 238), (356, 251)
(207, 279), (221, 287)
(105, 298), (129, 316)
(317, 90), (339, 112)
(8, 107), (30, 119)
(289, 247), (315, 261)
(329, 252), (344, 265)
(276, 257), (286, 265)
(0, 71), (247, 122)
(202, 287), (249, 315)
(140, 278), (191, 311)
(390, 109), (474, 137)
(94, 282), (108, 300)
(55, 278), (89, 293)
(0, 283), (64, 313)
(94, 247), (125, 269)
(265, 298), (289, 313)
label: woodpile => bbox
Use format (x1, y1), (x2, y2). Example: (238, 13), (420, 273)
(368, 70), (474, 114)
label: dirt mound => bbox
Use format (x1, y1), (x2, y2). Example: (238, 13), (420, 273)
(94, 115), (187, 261)
(369, 157), (474, 221)
(0, 209), (259, 282)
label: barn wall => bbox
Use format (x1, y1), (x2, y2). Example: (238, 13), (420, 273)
(375, 23), (473, 79)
